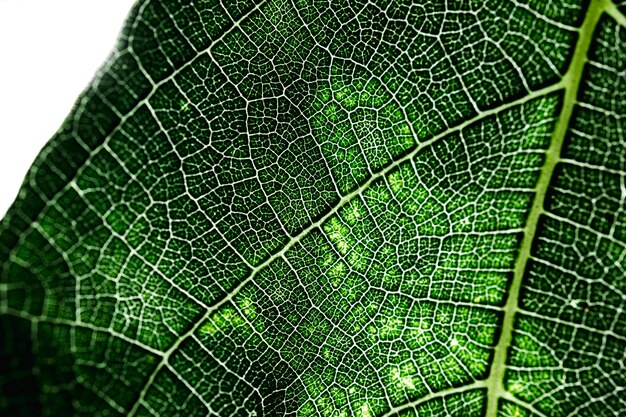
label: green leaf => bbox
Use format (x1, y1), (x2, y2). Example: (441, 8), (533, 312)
(2, 0), (625, 416)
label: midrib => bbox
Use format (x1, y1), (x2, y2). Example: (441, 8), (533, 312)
(483, 0), (608, 416)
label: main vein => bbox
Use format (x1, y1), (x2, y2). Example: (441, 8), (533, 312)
(483, 1), (608, 415)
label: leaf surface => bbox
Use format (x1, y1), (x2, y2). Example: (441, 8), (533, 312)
(1, 0), (626, 416)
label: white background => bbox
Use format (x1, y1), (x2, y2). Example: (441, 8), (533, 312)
(0, 0), (136, 217)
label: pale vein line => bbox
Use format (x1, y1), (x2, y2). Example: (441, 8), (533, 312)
(483, 1), (608, 416)
(378, 380), (487, 417)
(517, 308), (626, 343)
(542, 210), (626, 250)
(501, 392), (551, 417)
(559, 157), (626, 177)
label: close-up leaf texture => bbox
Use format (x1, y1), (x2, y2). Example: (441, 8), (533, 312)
(1, 0), (626, 416)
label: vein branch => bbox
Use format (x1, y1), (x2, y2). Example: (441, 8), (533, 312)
(378, 381), (487, 417)
(605, 0), (626, 28)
